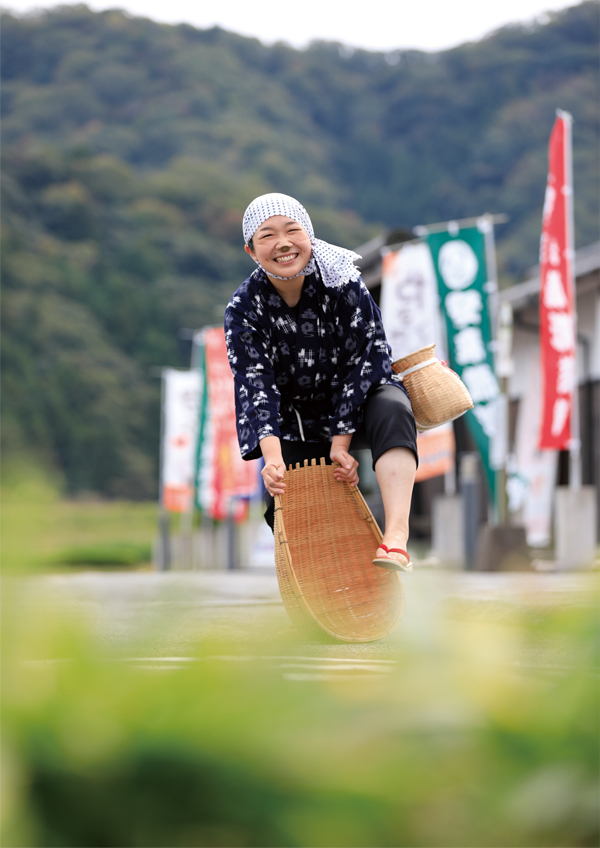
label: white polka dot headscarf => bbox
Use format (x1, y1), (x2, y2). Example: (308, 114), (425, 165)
(242, 193), (362, 288)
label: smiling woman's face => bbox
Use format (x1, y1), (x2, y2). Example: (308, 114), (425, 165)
(245, 215), (312, 279)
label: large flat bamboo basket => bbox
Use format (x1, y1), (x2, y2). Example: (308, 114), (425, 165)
(392, 344), (473, 430)
(273, 458), (405, 643)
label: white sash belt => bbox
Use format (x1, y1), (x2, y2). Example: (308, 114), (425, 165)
(293, 406), (306, 441)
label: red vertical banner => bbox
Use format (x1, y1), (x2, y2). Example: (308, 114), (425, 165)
(539, 114), (576, 450)
(204, 327), (258, 521)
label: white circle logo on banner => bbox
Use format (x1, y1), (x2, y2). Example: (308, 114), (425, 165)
(438, 240), (479, 290)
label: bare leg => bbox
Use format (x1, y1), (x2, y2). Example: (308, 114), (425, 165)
(374, 447), (417, 568)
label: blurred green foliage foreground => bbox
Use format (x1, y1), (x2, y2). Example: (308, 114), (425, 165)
(2, 469), (599, 847)
(3, 589), (598, 847)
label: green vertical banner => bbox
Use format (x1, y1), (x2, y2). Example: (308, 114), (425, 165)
(426, 225), (499, 507)
(193, 332), (209, 511)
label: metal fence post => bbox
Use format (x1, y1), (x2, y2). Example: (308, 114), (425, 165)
(460, 452), (480, 570)
(226, 498), (238, 570)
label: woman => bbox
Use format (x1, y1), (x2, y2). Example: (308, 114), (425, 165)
(224, 193), (418, 572)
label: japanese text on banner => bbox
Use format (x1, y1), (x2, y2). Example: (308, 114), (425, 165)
(427, 226), (500, 504)
(161, 369), (201, 513)
(539, 114), (576, 450)
(380, 241), (455, 482)
(202, 327), (259, 521)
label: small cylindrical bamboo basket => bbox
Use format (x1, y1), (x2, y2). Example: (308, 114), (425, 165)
(274, 458), (405, 643)
(392, 344), (473, 430)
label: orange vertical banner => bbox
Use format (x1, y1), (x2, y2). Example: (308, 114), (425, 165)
(204, 327), (258, 520)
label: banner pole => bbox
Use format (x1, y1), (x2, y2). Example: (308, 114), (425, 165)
(414, 213), (509, 237)
(495, 302), (514, 527)
(157, 369), (171, 570)
(182, 330), (203, 569)
(481, 215), (503, 525)
(557, 109), (581, 490)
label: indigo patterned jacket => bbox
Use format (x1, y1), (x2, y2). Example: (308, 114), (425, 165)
(224, 268), (408, 460)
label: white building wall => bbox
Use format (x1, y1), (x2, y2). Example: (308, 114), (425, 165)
(508, 284), (599, 399)
(508, 329), (538, 400)
(578, 287), (600, 380)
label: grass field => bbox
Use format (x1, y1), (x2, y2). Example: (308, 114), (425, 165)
(2, 460), (157, 571)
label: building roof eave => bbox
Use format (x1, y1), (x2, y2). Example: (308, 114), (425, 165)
(354, 226), (414, 286)
(498, 240), (600, 312)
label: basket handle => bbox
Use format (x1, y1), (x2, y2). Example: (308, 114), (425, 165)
(397, 357), (438, 380)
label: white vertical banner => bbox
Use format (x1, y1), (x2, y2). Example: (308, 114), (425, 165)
(381, 241), (454, 483)
(161, 369), (201, 513)
(510, 354), (558, 546)
(380, 241), (447, 361)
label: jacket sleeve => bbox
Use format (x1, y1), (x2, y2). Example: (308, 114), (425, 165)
(329, 277), (394, 435)
(224, 291), (282, 451)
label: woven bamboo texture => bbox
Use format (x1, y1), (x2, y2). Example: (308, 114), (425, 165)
(273, 458), (405, 643)
(392, 344), (473, 430)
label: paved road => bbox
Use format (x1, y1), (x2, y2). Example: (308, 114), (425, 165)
(18, 567), (598, 669)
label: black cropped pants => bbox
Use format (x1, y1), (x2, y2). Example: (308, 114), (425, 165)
(263, 384), (418, 530)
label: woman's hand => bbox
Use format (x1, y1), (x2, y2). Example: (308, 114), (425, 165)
(330, 435), (359, 487)
(260, 435), (286, 496)
(262, 460), (286, 496)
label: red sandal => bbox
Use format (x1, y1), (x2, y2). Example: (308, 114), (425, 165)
(372, 545), (413, 572)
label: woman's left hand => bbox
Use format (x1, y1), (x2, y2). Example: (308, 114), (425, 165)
(330, 447), (359, 487)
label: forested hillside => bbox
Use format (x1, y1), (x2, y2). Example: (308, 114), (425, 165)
(2, 2), (598, 497)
